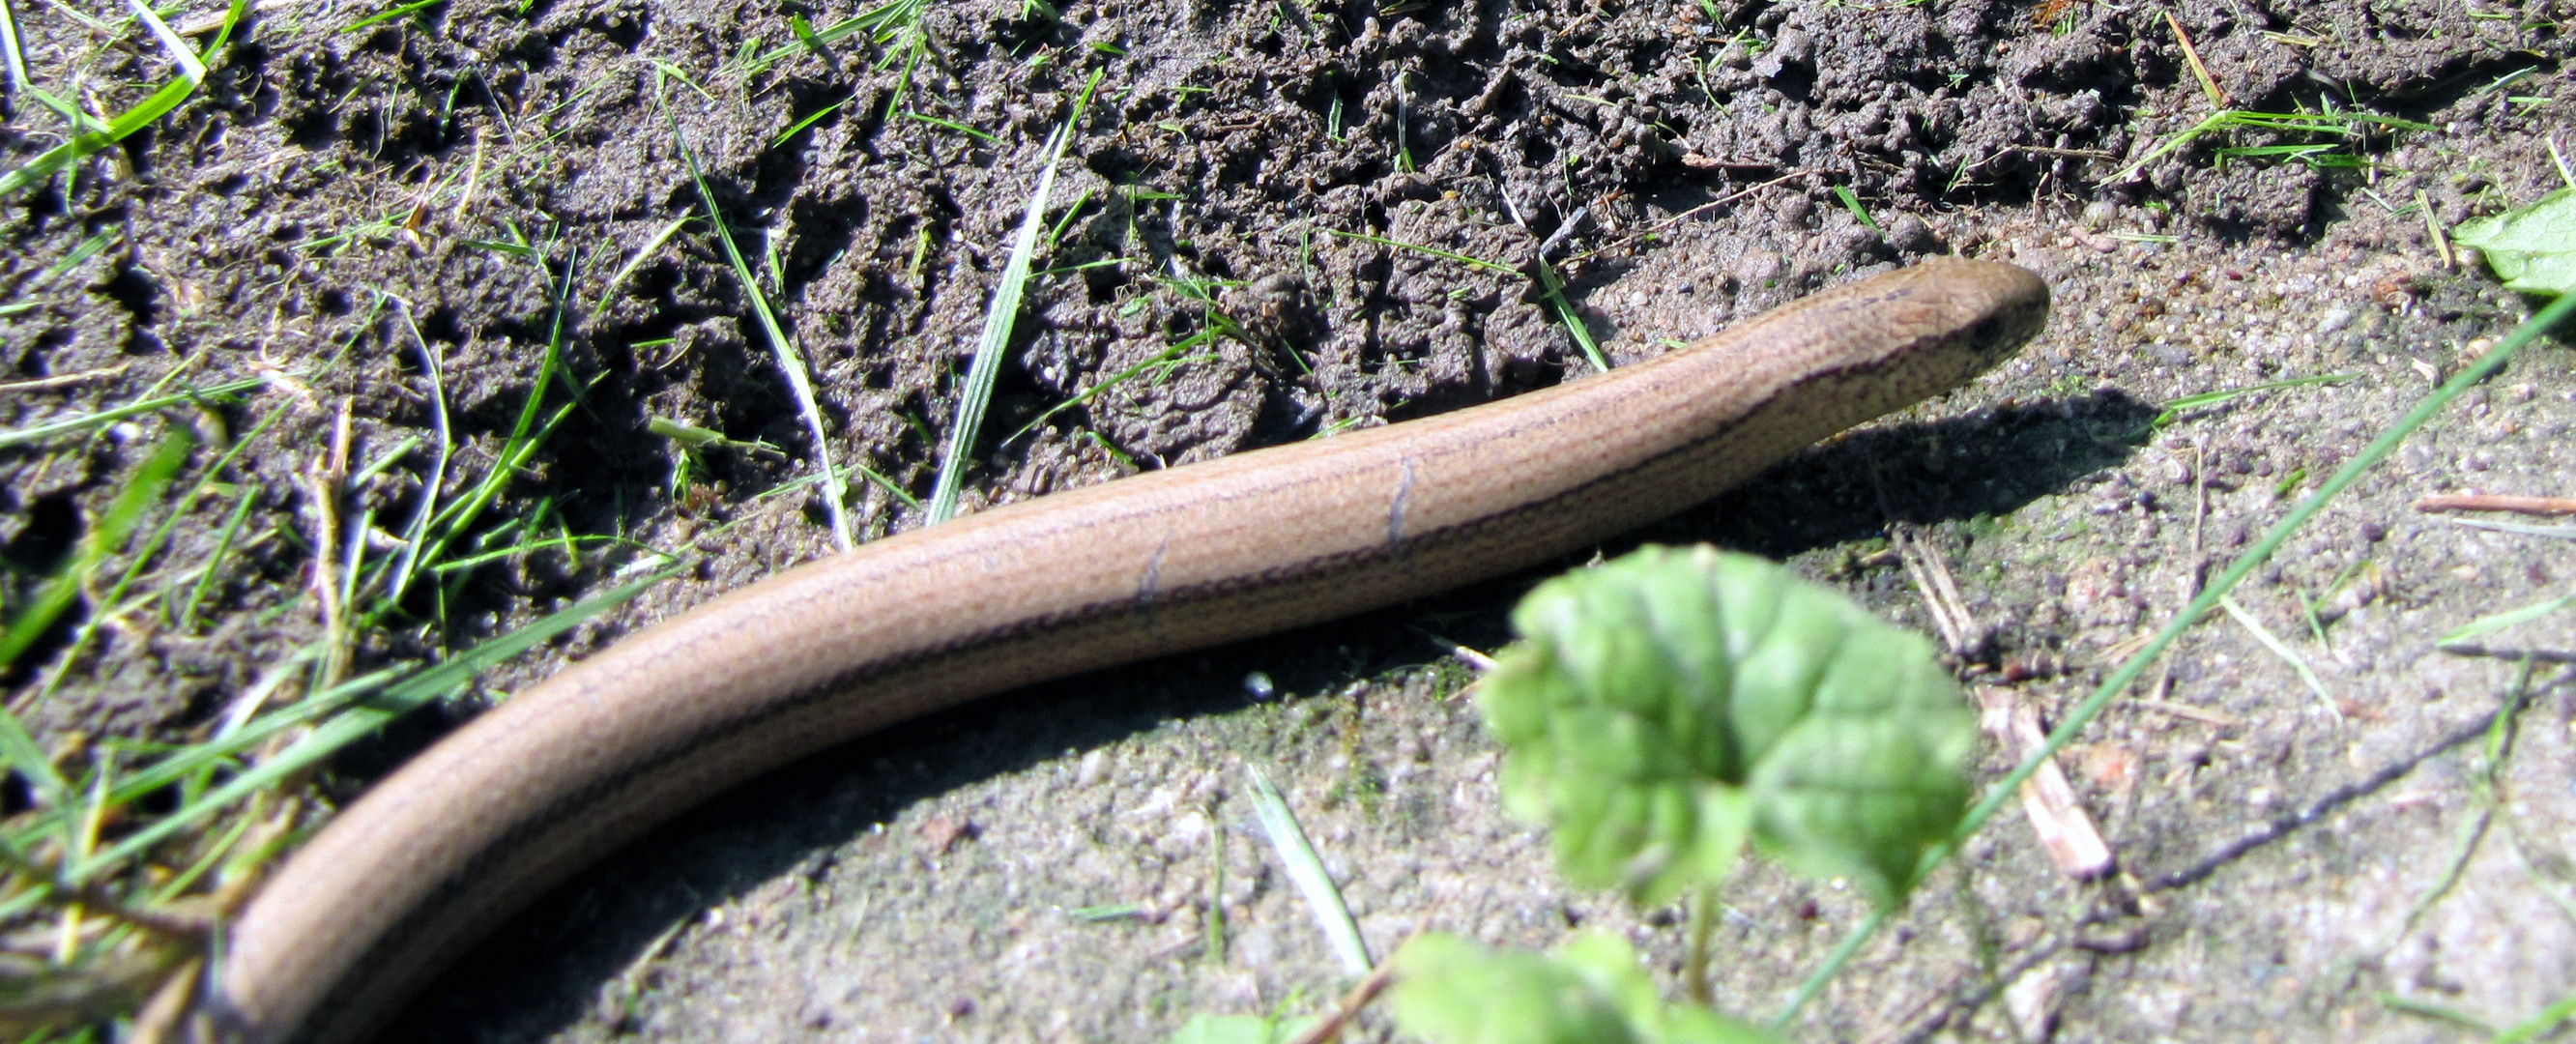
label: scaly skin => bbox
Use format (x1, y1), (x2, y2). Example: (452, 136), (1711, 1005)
(212, 257), (2049, 1044)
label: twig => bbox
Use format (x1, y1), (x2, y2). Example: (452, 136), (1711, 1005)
(0, 845), (216, 942)
(1975, 687), (2114, 879)
(453, 132), (487, 223)
(1568, 171), (1806, 262)
(2148, 703), (2508, 893)
(2218, 594), (2340, 720)
(175, 0), (289, 33)
(304, 399), (353, 685)
(1283, 962), (1397, 1044)
(0, 363), (130, 392)
(1415, 629), (1497, 673)
(2130, 698), (2241, 727)
(2417, 492), (2576, 516)
(1893, 526), (1983, 656)
(2437, 645), (2576, 664)
(2008, 144), (2121, 160)
(126, 955), (201, 1044)
(2190, 445), (2209, 554)
(2418, 188), (2453, 270)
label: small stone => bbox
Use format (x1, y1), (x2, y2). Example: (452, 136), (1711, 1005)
(2006, 963), (2064, 1041)
(1731, 249), (1783, 285)
(918, 815), (979, 854)
(1882, 213), (1936, 254)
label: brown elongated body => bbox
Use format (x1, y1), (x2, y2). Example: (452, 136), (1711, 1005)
(213, 258), (2048, 1043)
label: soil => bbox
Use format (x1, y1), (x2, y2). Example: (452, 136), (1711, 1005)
(4, 0), (2575, 1040)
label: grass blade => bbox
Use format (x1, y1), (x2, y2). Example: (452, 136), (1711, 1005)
(999, 343), (1215, 448)
(31, 408), (285, 703)
(2438, 593), (2576, 647)
(0, 0), (238, 200)
(2219, 594), (2338, 719)
(401, 256), (583, 588)
(1530, 255), (1610, 372)
(0, 432), (192, 673)
(600, 217), (693, 306)
(0, 377), (267, 450)
(386, 302), (450, 605)
(0, 0), (25, 93)
(65, 566), (680, 882)
(2379, 991), (2497, 1033)
(125, 0), (201, 84)
(665, 82), (854, 550)
(2495, 990), (2576, 1044)
(1318, 227), (1515, 274)
(2147, 372), (2356, 430)
(926, 72), (1100, 523)
(176, 483), (258, 632)
(0, 709), (70, 813)
(2446, 517), (2576, 541)
(1247, 767), (1373, 975)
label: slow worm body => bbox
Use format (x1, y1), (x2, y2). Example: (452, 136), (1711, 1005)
(213, 258), (2047, 1043)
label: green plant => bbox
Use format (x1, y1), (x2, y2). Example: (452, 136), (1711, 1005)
(1389, 933), (1777, 1044)
(1479, 547), (1974, 910)
(1163, 548), (1972, 1043)
(739, 0), (932, 116)
(1176, 548), (1972, 1044)
(2109, 106), (2431, 184)
(0, 211), (688, 1042)
(650, 417), (786, 496)
(0, 0), (244, 198)
(1829, 186), (1881, 234)
(2453, 188), (2576, 295)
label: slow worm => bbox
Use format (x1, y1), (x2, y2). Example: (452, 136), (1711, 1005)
(212, 257), (2047, 1043)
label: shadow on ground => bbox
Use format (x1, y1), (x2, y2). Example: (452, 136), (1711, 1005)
(391, 387), (2153, 1042)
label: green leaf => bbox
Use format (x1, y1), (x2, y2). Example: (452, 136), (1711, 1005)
(2454, 188), (2576, 296)
(1479, 546), (1974, 906)
(1387, 933), (1780, 1044)
(1165, 1013), (1317, 1044)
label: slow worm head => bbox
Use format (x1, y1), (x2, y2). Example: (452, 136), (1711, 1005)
(212, 257), (2046, 1044)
